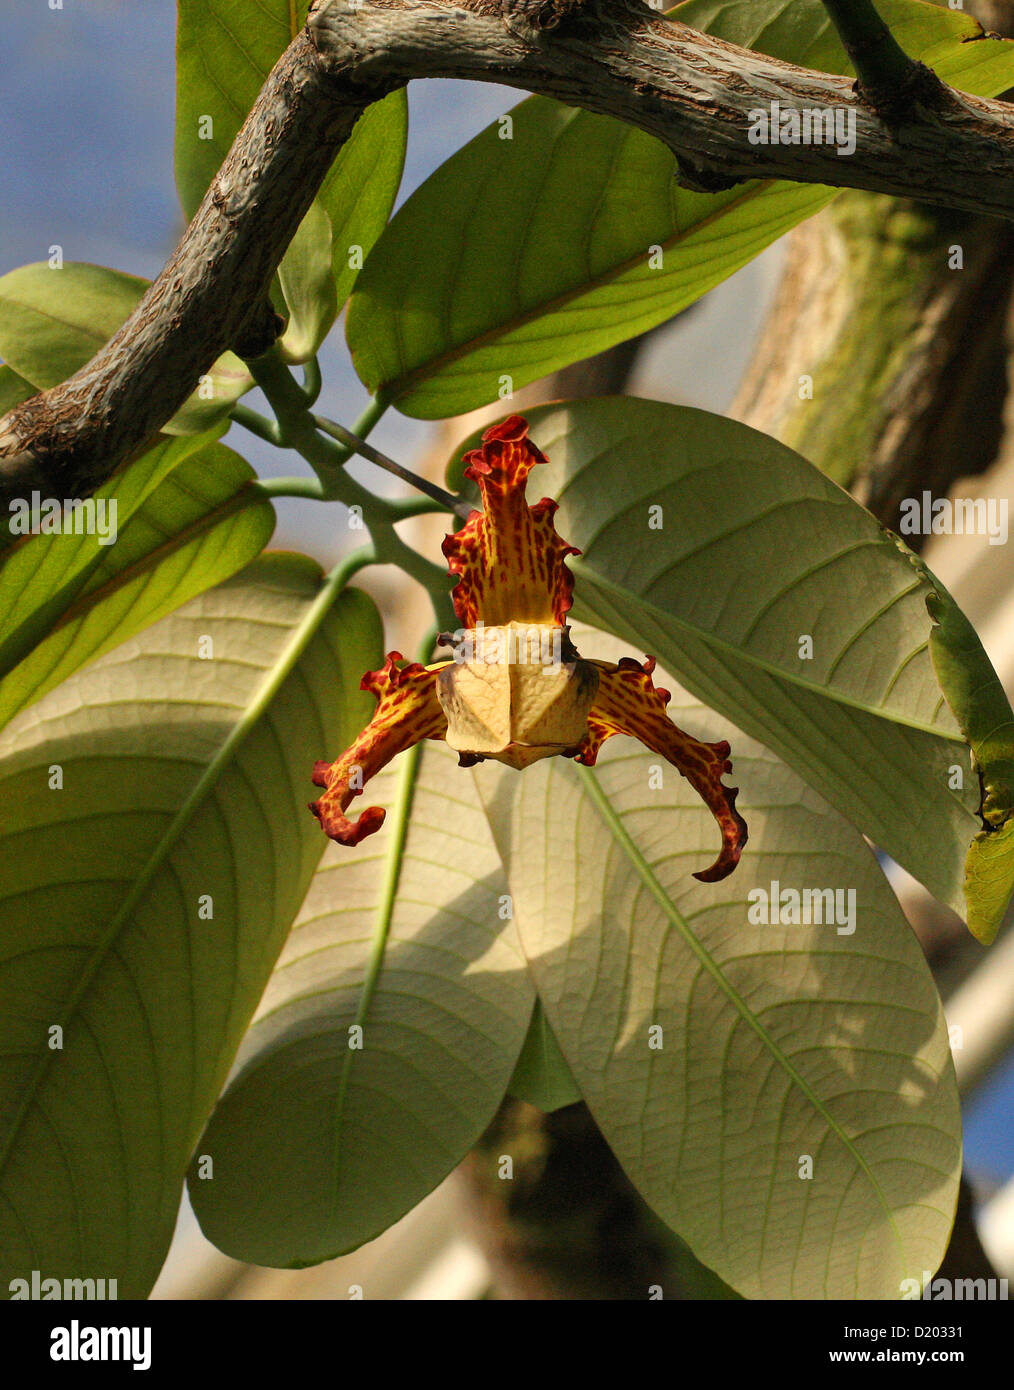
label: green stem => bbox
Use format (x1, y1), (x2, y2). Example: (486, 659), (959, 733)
(325, 542), (379, 590)
(326, 619), (440, 1219)
(350, 396), (387, 445)
(245, 347), (451, 612)
(247, 348), (311, 427)
(256, 475), (326, 500)
(314, 413), (472, 521)
(302, 356), (322, 407)
(231, 402), (281, 445)
(384, 495), (456, 520)
(246, 350), (382, 507)
(370, 523), (451, 598)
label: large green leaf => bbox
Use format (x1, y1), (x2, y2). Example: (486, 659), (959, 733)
(276, 198), (338, 365)
(446, 398), (998, 927)
(475, 626), (962, 1299)
(0, 429), (222, 682)
(190, 739), (535, 1267)
(346, 107), (826, 420)
(0, 555), (383, 1297)
(676, 0), (1014, 95)
(174, 0), (407, 323)
(906, 550), (1014, 943)
(347, 0), (1014, 418)
(0, 441), (275, 732)
(0, 262), (251, 433)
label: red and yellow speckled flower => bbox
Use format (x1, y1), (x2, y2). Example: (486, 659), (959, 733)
(310, 416), (747, 882)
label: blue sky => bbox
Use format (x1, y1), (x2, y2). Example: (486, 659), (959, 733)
(3, 0), (1012, 1196)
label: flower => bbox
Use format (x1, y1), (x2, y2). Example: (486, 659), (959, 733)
(310, 416), (747, 882)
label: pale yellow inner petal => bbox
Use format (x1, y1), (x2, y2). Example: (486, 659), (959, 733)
(436, 623), (599, 770)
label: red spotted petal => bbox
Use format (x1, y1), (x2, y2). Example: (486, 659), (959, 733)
(575, 657), (748, 883)
(310, 653), (447, 845)
(442, 416), (579, 627)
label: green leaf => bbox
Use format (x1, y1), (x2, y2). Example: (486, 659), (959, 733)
(508, 999), (582, 1113)
(675, 0), (1014, 95)
(190, 740), (534, 1267)
(904, 551), (1014, 943)
(475, 626), (962, 1299)
(447, 398), (985, 924)
(0, 441), (275, 732)
(346, 109), (827, 420)
(174, 0), (406, 314)
(922, 568), (1014, 827)
(0, 364), (35, 415)
(317, 92), (408, 315)
(964, 821), (1014, 949)
(0, 555), (383, 1296)
(0, 262), (251, 433)
(277, 199), (338, 364)
(347, 0), (1014, 419)
(0, 429), (222, 682)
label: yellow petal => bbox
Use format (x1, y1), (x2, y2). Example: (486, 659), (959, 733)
(437, 623), (599, 770)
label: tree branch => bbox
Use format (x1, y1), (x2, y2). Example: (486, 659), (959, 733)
(5, 0), (1014, 503)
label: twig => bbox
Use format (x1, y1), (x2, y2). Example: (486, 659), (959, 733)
(820, 0), (949, 118)
(313, 414), (473, 521)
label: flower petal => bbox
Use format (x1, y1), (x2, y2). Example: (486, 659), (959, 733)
(576, 657), (748, 883)
(442, 415), (579, 627)
(436, 626), (600, 770)
(310, 653), (448, 845)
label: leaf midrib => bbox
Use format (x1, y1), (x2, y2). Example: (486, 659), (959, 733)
(0, 566), (352, 1189)
(325, 737), (424, 1223)
(572, 562), (963, 744)
(368, 175), (830, 404)
(575, 762), (909, 1282)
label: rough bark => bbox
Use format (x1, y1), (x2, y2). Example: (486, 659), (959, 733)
(6, 0), (1014, 503)
(732, 195), (1014, 539)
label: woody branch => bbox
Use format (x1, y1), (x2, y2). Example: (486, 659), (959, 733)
(3, 0), (1014, 504)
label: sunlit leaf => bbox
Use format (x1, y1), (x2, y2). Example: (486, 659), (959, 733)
(191, 740), (534, 1266)
(277, 199), (338, 364)
(174, 0), (406, 316)
(0, 262), (251, 433)
(0, 556), (382, 1296)
(348, 0), (1014, 417)
(475, 626), (962, 1299)
(0, 429), (222, 681)
(0, 441), (275, 731)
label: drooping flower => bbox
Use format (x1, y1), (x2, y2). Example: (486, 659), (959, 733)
(310, 416), (747, 882)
